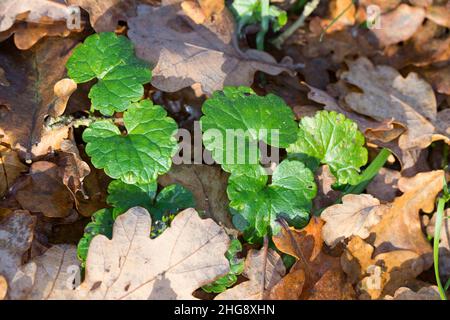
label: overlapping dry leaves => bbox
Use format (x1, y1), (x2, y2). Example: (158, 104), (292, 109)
(0, 0), (449, 300)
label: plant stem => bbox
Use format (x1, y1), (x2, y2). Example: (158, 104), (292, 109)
(434, 197), (448, 300)
(319, 0), (355, 42)
(271, 0), (320, 49)
(257, 0), (270, 51)
(343, 148), (391, 196)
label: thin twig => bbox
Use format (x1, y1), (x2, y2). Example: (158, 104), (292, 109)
(271, 0), (320, 49)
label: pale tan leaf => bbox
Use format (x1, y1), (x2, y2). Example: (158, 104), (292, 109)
(0, 210), (36, 300)
(76, 207), (230, 300)
(321, 194), (385, 247)
(128, 3), (295, 95)
(384, 286), (441, 300)
(215, 248), (285, 300)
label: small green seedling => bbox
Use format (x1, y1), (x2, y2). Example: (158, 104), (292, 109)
(202, 239), (245, 293)
(231, 0), (287, 50)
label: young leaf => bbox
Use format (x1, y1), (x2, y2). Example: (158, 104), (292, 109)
(83, 99), (178, 185)
(77, 208), (114, 267)
(228, 159), (317, 242)
(66, 32), (151, 115)
(201, 87), (298, 172)
(231, 0), (288, 35)
(202, 239), (245, 293)
(287, 111), (368, 185)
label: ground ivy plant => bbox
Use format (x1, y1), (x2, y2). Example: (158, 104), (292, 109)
(66, 32), (192, 266)
(201, 87), (369, 243)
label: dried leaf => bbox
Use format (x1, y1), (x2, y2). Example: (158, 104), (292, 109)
(158, 164), (233, 229)
(0, 275), (7, 300)
(75, 207), (230, 299)
(321, 194), (385, 247)
(268, 268), (305, 300)
(0, 210), (36, 300)
(15, 161), (74, 218)
(384, 286), (441, 300)
(215, 248), (286, 300)
(128, 3), (295, 95)
(370, 4), (425, 47)
(0, 146), (27, 197)
(313, 165), (342, 211)
(0, 36), (80, 161)
(366, 168), (401, 203)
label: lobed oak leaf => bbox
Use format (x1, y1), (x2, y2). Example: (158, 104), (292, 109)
(75, 207), (230, 299)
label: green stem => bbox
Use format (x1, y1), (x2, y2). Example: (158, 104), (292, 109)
(343, 148), (391, 196)
(256, 0), (270, 51)
(271, 0), (320, 49)
(434, 197), (448, 300)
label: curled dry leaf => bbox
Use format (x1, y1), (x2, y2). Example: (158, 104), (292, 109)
(75, 207), (230, 299)
(215, 248), (286, 300)
(0, 36), (80, 161)
(158, 164), (233, 229)
(341, 236), (430, 299)
(0, 146), (27, 197)
(321, 194), (385, 247)
(15, 161), (74, 218)
(384, 286), (441, 300)
(128, 3), (295, 95)
(0, 210), (36, 300)
(340, 57), (449, 162)
(371, 170), (444, 257)
(273, 217), (354, 299)
(0, 0), (82, 50)
(370, 4), (425, 47)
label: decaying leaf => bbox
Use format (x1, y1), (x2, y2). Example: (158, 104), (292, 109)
(15, 161), (74, 218)
(340, 57), (449, 153)
(321, 194), (385, 247)
(11, 245), (79, 300)
(158, 164), (233, 229)
(0, 0), (82, 50)
(371, 170), (444, 257)
(366, 168), (401, 203)
(273, 217), (354, 299)
(0, 36), (80, 161)
(128, 3), (295, 95)
(0, 210), (36, 300)
(312, 165), (341, 211)
(370, 4), (425, 47)
(0, 146), (27, 197)
(384, 286), (441, 300)
(75, 207), (230, 299)
(215, 248), (286, 300)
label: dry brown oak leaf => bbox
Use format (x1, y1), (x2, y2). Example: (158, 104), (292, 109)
(321, 194), (385, 248)
(158, 164), (233, 230)
(128, 2), (295, 95)
(0, 210), (36, 300)
(340, 57), (449, 152)
(0, 146), (27, 197)
(0, 0), (82, 50)
(215, 248), (286, 300)
(74, 207), (230, 299)
(273, 217), (355, 300)
(0, 37), (79, 162)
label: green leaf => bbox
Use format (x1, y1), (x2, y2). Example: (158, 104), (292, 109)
(107, 180), (157, 219)
(201, 87), (298, 172)
(287, 111), (368, 185)
(231, 0), (288, 35)
(77, 208), (114, 267)
(228, 159), (317, 242)
(83, 99), (178, 184)
(66, 32), (151, 115)
(152, 184), (196, 220)
(202, 239), (244, 293)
